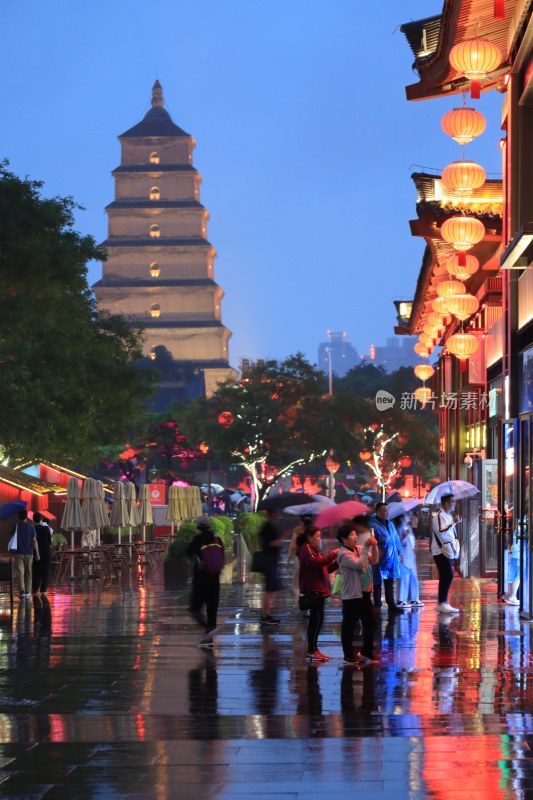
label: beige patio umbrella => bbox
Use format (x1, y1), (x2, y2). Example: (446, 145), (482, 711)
(109, 481), (128, 544)
(61, 476), (84, 577)
(138, 484), (153, 542)
(95, 480), (109, 545)
(81, 478), (99, 545)
(166, 485), (181, 535)
(126, 482), (141, 543)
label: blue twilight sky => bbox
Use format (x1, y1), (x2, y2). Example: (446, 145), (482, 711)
(2, 0), (503, 368)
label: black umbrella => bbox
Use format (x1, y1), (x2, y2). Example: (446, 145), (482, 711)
(257, 492), (314, 511)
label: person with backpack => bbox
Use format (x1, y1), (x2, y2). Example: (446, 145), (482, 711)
(186, 516), (225, 647)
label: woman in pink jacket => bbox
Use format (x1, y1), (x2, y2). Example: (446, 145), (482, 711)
(297, 526), (339, 662)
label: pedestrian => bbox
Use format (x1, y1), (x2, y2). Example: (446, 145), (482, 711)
(336, 519), (380, 666)
(12, 510), (39, 598)
(369, 502), (403, 612)
(431, 494), (461, 613)
(286, 513), (314, 596)
(258, 509), (284, 625)
(505, 530), (520, 606)
(186, 515), (225, 647)
(32, 512), (52, 595)
(296, 525), (338, 662)
(394, 514), (424, 608)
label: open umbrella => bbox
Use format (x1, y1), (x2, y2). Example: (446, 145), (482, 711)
(284, 496), (335, 515)
(0, 500), (27, 520)
(125, 482), (141, 543)
(138, 484), (153, 542)
(315, 500), (371, 529)
(386, 499), (422, 520)
(257, 492), (313, 512)
(425, 480), (480, 505)
(61, 477), (84, 577)
(109, 481), (128, 544)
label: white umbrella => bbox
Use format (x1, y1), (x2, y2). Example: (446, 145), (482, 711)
(284, 496), (336, 515)
(386, 499), (422, 520)
(61, 477), (84, 577)
(425, 480), (480, 505)
(138, 484), (153, 542)
(126, 482), (141, 543)
(109, 481), (128, 544)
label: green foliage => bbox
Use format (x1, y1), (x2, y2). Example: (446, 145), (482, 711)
(51, 532), (67, 552)
(0, 163), (154, 465)
(234, 512), (263, 552)
(165, 537), (189, 562)
(177, 521), (197, 541)
(210, 516), (233, 551)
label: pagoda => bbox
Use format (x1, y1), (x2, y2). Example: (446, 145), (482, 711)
(93, 81), (235, 401)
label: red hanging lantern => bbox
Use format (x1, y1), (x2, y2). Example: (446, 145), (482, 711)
(325, 456), (340, 474)
(449, 38), (502, 99)
(400, 455), (412, 469)
(447, 253), (479, 281)
(441, 107), (486, 144)
(370, 423), (380, 431)
(440, 217), (485, 266)
(441, 160), (486, 195)
(359, 450), (372, 462)
(217, 411), (234, 428)
(494, 0), (505, 20)
(447, 332), (479, 371)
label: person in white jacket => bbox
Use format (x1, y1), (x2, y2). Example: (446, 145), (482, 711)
(431, 495), (461, 613)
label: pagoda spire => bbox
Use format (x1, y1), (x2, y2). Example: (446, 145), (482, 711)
(152, 80), (164, 108)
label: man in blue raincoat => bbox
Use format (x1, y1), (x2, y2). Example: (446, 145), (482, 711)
(370, 502), (402, 612)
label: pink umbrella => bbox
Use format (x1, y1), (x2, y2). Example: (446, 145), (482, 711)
(315, 500), (371, 528)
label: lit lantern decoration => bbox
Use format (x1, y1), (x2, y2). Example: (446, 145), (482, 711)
(449, 38), (502, 99)
(440, 216), (485, 266)
(149, 348), (156, 361)
(326, 456), (340, 473)
(149, 303), (161, 318)
(359, 450), (372, 462)
(419, 333), (435, 347)
(441, 107), (486, 144)
(432, 296), (452, 315)
(446, 293), (480, 321)
(436, 279), (466, 299)
(400, 455), (412, 469)
(398, 436), (408, 446)
(414, 364), (435, 382)
(217, 411), (234, 428)
(427, 311), (449, 330)
(370, 423), (380, 431)
(199, 442), (209, 455)
(414, 342), (430, 358)
(422, 321), (439, 337)
(447, 252), (479, 281)
(441, 160), (486, 195)
(414, 387), (432, 407)
(149, 261), (160, 277)
(447, 332), (479, 371)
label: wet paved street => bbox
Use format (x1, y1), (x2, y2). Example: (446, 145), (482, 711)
(1, 544), (533, 799)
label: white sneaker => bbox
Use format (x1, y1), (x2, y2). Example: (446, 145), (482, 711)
(437, 602), (459, 613)
(506, 596), (520, 606)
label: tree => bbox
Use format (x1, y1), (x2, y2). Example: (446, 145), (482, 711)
(184, 354), (363, 509)
(0, 164), (153, 465)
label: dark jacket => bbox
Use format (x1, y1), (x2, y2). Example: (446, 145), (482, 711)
(186, 530), (224, 580)
(35, 522), (52, 560)
(13, 521), (36, 556)
(297, 543), (338, 597)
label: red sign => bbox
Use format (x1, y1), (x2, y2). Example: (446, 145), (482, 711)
(149, 483), (166, 505)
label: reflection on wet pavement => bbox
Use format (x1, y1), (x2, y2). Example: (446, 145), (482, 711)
(0, 545), (532, 798)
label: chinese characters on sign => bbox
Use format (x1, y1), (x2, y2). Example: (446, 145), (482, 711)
(399, 391), (489, 411)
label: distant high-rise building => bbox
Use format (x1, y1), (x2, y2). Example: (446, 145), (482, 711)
(368, 336), (419, 373)
(318, 331), (359, 378)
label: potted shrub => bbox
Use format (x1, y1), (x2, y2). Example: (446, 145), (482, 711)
(234, 512), (263, 555)
(163, 521), (197, 587)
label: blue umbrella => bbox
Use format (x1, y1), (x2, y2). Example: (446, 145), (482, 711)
(0, 500), (27, 520)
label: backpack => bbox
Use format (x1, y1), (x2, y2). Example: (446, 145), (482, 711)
(200, 541), (224, 575)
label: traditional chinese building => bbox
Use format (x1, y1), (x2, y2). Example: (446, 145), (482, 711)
(400, 0), (533, 607)
(93, 81), (236, 405)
